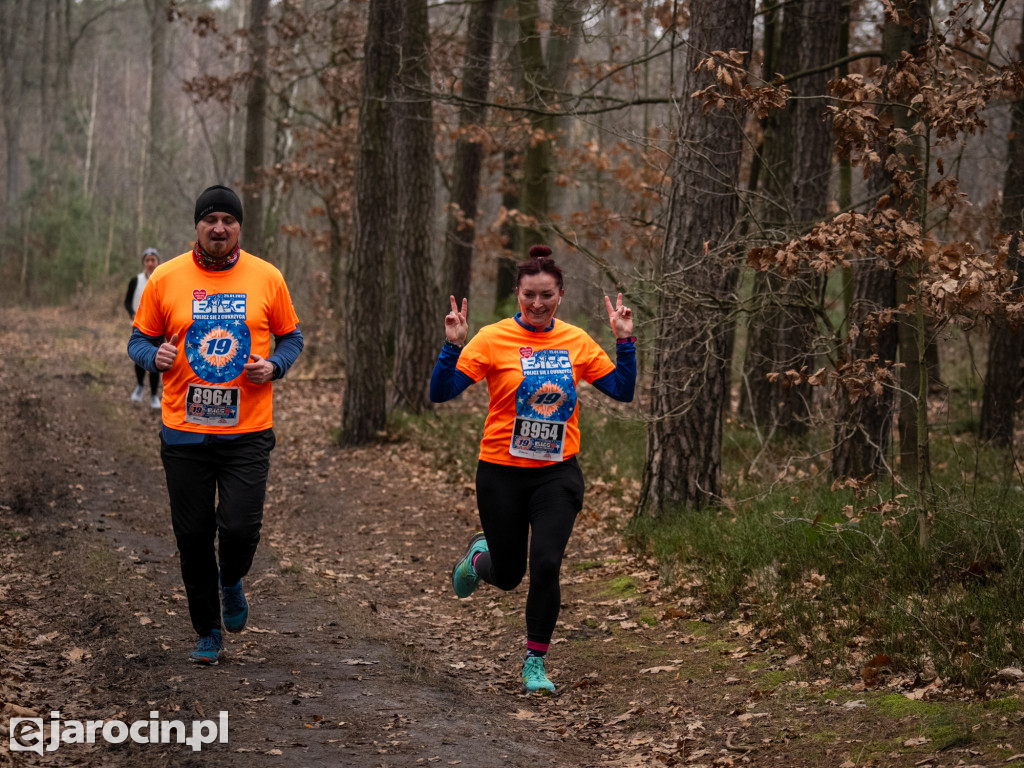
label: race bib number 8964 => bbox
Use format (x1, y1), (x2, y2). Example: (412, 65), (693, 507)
(185, 384), (240, 427)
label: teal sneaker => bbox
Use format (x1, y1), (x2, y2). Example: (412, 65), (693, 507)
(522, 656), (555, 694)
(189, 629), (223, 665)
(451, 532), (488, 598)
(221, 580), (249, 632)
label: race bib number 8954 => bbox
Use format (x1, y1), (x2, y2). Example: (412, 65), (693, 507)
(509, 417), (566, 461)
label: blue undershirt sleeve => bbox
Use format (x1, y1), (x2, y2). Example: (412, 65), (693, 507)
(430, 343), (474, 402)
(127, 327), (163, 372)
(268, 326), (304, 380)
(591, 340), (636, 402)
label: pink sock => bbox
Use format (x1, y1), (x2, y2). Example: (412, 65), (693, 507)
(526, 640), (549, 657)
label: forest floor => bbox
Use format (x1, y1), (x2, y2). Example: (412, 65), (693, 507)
(1, 303), (1022, 768)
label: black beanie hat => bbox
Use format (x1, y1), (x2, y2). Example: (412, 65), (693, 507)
(194, 185), (244, 226)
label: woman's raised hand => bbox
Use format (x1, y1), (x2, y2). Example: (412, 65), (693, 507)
(445, 295), (469, 346)
(604, 293), (633, 339)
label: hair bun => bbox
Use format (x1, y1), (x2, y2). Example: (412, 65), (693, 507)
(529, 244), (552, 259)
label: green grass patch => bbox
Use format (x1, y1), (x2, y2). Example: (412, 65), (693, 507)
(874, 694), (944, 719)
(982, 697), (1022, 714)
(705, 639), (740, 655)
(758, 669), (798, 688)
(604, 575), (640, 598)
(683, 621), (710, 637)
(928, 725), (974, 751)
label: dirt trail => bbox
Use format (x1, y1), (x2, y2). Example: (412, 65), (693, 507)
(2, 305), (1022, 768)
(0, 307), (601, 767)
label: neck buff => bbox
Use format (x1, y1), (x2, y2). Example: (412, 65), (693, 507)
(192, 242), (240, 271)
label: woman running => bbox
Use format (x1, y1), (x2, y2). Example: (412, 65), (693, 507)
(125, 247), (162, 408)
(430, 244), (636, 693)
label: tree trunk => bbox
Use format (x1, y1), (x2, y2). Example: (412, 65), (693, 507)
(494, 151), (521, 313)
(145, 0), (172, 234)
(742, 0), (840, 438)
(981, 16), (1024, 445)
(39, 0), (53, 172)
(831, 262), (898, 478)
(84, 58), (99, 198)
(741, 0), (797, 431)
(390, 0), (437, 414)
(889, 1), (930, 487)
(442, 0), (497, 305)
(515, 0), (583, 252)
(243, 0), (271, 257)
(832, 0), (927, 482)
(340, 0), (400, 446)
(1, 0), (32, 230)
(638, 0), (754, 515)
(493, 5), (521, 311)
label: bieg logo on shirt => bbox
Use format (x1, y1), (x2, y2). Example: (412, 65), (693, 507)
(521, 349), (572, 374)
(193, 294), (246, 317)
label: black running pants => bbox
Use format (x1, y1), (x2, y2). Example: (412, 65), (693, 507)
(473, 457), (584, 645)
(161, 429), (275, 635)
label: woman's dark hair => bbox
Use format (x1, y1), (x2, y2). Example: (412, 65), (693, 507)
(515, 244), (564, 289)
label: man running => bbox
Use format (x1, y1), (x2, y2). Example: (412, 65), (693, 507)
(128, 185), (303, 664)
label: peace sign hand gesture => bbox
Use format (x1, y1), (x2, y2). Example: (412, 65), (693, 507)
(445, 295), (469, 346)
(604, 293), (633, 339)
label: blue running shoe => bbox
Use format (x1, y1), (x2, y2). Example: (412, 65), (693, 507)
(222, 580), (249, 633)
(522, 656), (555, 693)
(190, 629), (223, 665)
(451, 532), (488, 598)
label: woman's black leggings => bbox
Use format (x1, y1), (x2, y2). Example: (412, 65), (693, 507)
(134, 363), (160, 393)
(473, 457), (584, 645)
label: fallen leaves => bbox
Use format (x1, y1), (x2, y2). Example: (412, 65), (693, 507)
(639, 666), (679, 675)
(1, 701), (37, 718)
(860, 653), (892, 688)
(904, 677), (944, 701)
(904, 736), (931, 747)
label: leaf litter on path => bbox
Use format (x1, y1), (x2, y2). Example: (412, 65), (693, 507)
(1, 305), (1022, 768)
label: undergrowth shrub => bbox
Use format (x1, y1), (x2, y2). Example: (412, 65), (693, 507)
(629, 452), (1024, 687)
